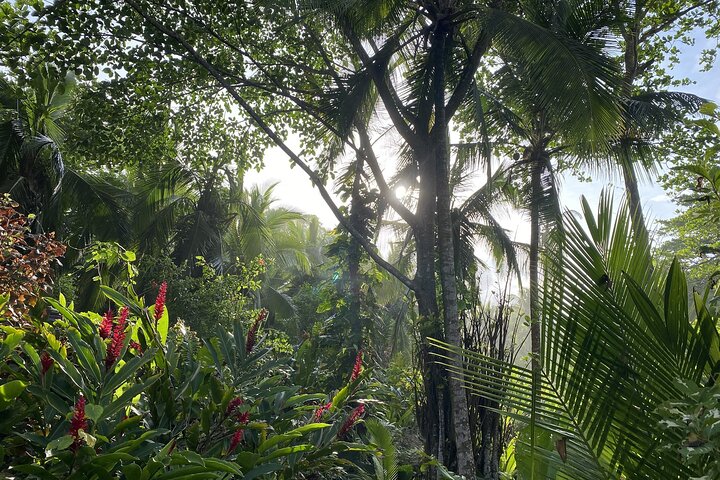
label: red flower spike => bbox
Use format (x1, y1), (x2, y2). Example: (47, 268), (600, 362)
(312, 402), (332, 422)
(99, 309), (114, 339)
(130, 341), (143, 354)
(105, 306), (129, 369)
(229, 429), (244, 453)
(338, 404), (365, 438)
(40, 351), (54, 375)
(350, 350), (363, 382)
(69, 395), (88, 451)
(245, 309), (268, 354)
(226, 397), (244, 416)
(237, 411), (250, 425)
(116, 306), (129, 330)
(154, 281), (167, 321)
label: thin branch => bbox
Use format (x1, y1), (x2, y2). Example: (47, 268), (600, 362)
(347, 30), (423, 151)
(356, 122), (418, 227)
(640, 0), (716, 43)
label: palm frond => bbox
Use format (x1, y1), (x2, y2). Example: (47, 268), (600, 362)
(486, 7), (622, 149)
(432, 192), (719, 479)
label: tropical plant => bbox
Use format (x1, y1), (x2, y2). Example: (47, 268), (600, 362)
(0, 194), (66, 323)
(656, 379), (720, 479)
(0, 272), (385, 479)
(434, 192), (720, 479)
(0, 66), (71, 222)
(610, 0), (718, 242)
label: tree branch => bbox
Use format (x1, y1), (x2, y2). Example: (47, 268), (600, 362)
(125, 0), (416, 291)
(640, 0), (716, 43)
(355, 122), (418, 228)
(445, 17), (491, 118)
(347, 31), (424, 151)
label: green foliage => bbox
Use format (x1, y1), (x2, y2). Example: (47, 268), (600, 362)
(659, 102), (720, 289)
(138, 255), (260, 339)
(433, 193), (720, 479)
(657, 380), (720, 480)
(0, 280), (383, 478)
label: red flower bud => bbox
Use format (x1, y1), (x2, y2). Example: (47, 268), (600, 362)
(338, 404), (365, 438)
(105, 306), (129, 369)
(69, 395), (88, 451)
(246, 309), (268, 354)
(154, 281), (167, 321)
(350, 350), (363, 382)
(312, 402), (332, 422)
(99, 309), (114, 339)
(229, 429), (244, 453)
(129, 341), (143, 354)
(226, 397), (244, 416)
(237, 411), (250, 425)
(40, 351), (54, 375)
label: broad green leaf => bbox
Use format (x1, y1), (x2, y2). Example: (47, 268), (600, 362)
(241, 462), (283, 480)
(85, 404), (104, 422)
(259, 444), (313, 462)
(149, 304), (169, 344)
(0, 380), (28, 407)
(104, 374), (161, 419)
(99, 286), (142, 316)
(46, 435), (74, 454)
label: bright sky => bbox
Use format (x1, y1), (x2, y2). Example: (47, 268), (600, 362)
(246, 32), (720, 251)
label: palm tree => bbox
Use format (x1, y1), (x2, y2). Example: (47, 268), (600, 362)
(0, 66), (72, 225)
(224, 183), (307, 267)
(433, 191), (720, 479)
(611, 0), (713, 243)
(468, 1), (622, 385)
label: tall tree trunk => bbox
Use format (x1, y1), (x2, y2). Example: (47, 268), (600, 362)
(433, 26), (476, 478)
(348, 155), (365, 344)
(415, 149), (442, 477)
(529, 150), (542, 375)
(620, 16), (651, 243)
(621, 151), (649, 245)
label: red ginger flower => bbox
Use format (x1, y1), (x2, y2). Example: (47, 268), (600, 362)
(99, 309), (114, 339)
(226, 397), (244, 416)
(350, 350), (363, 382)
(154, 281), (167, 321)
(237, 411), (250, 425)
(40, 351), (54, 375)
(246, 309), (268, 353)
(312, 402), (332, 422)
(229, 429), (244, 453)
(69, 395), (88, 451)
(105, 306), (129, 369)
(338, 404), (365, 438)
(129, 341), (143, 354)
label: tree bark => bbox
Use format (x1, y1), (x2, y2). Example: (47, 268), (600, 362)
(529, 150), (542, 375)
(414, 148), (443, 477)
(432, 26), (476, 478)
(348, 155), (365, 344)
(621, 153), (649, 245)
(620, 11), (651, 244)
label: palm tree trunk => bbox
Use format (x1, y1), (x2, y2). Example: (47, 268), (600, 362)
(433, 27), (476, 478)
(621, 154), (649, 245)
(414, 148), (442, 476)
(529, 151), (542, 375)
(620, 19), (651, 244)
